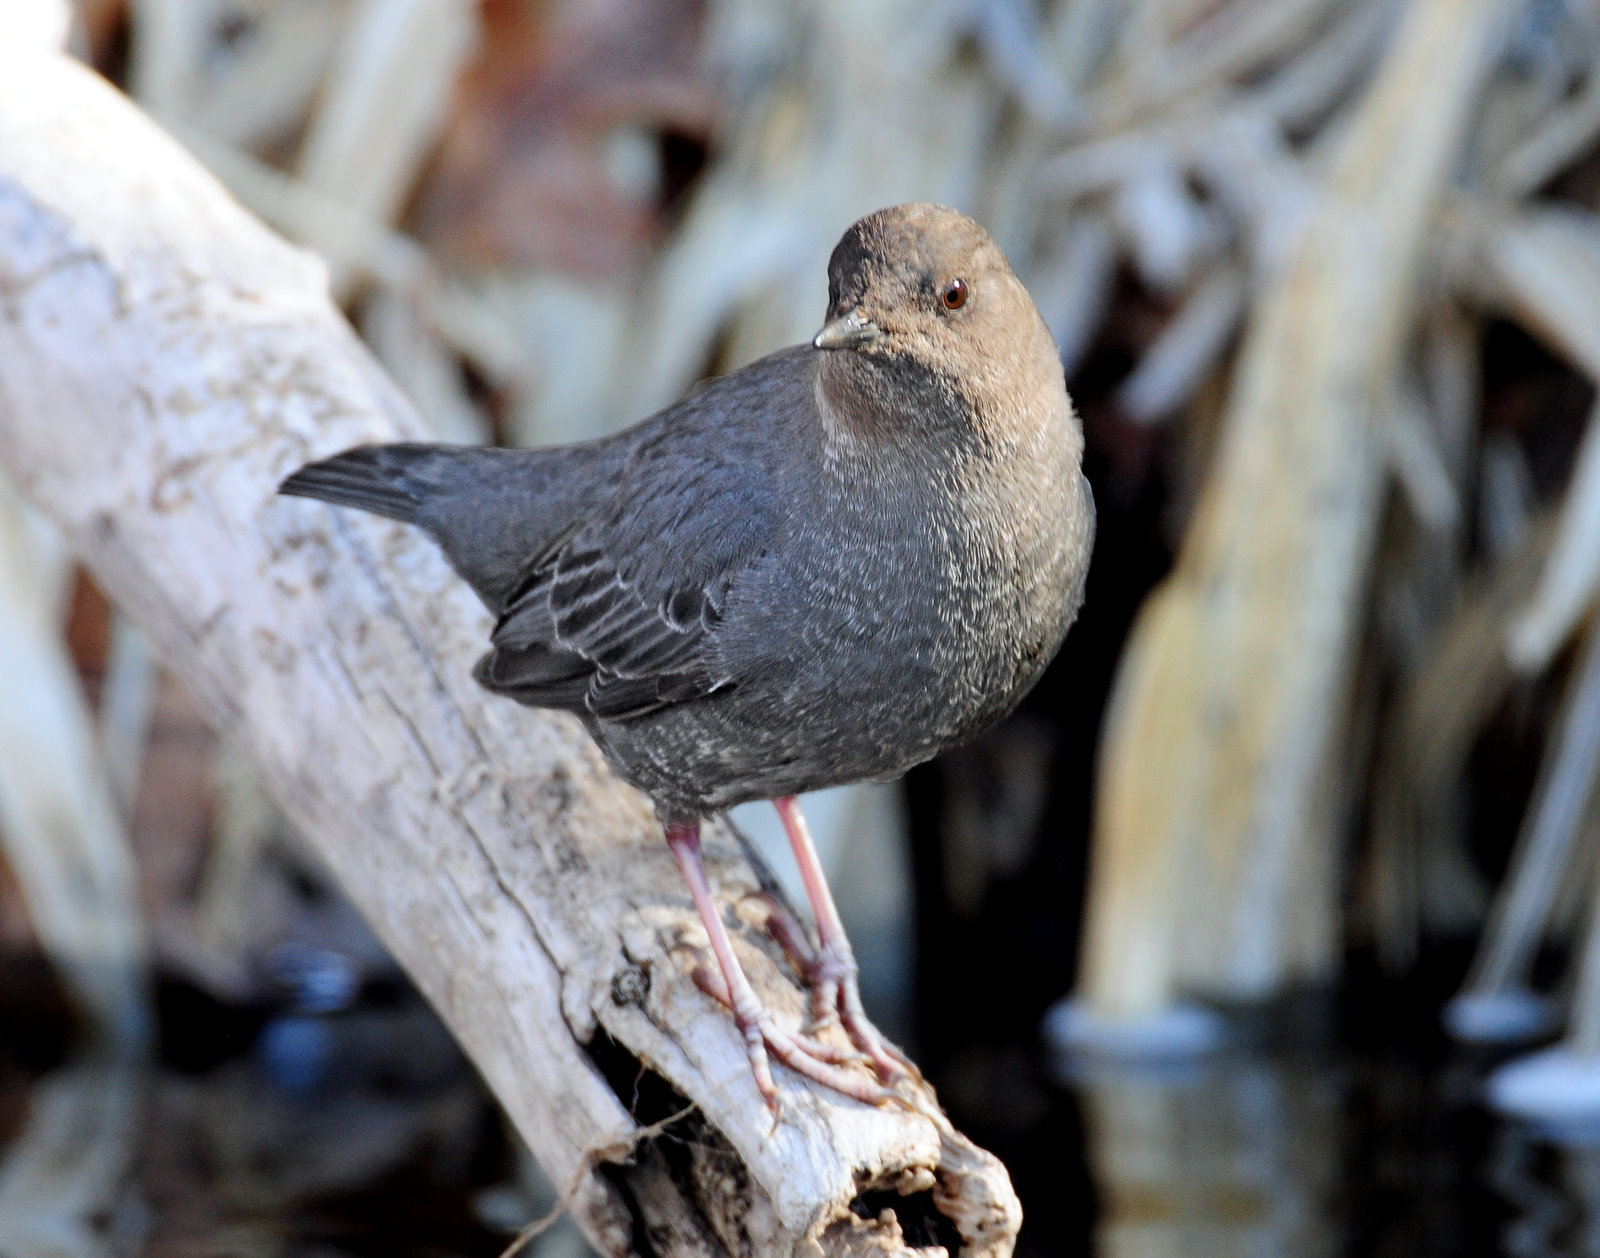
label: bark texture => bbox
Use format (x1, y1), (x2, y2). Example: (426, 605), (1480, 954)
(0, 51), (1020, 1258)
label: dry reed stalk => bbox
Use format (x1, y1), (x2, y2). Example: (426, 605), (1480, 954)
(1077, 0), (1511, 1019)
(1365, 517), (1554, 971)
(293, 0), (478, 298)
(1115, 260), (1246, 423)
(1489, 750), (1600, 1117)
(0, 479), (150, 1050)
(100, 614), (157, 817)
(1564, 802), (1600, 1059)
(1510, 392), (1600, 670)
(1456, 616), (1600, 1034)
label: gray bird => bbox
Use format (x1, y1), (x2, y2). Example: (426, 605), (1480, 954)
(280, 202), (1094, 1111)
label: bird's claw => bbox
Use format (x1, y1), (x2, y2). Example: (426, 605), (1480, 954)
(691, 962), (869, 1067)
(758, 896), (915, 1084)
(688, 960), (889, 1110)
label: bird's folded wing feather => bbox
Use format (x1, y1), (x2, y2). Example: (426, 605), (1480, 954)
(474, 438), (774, 722)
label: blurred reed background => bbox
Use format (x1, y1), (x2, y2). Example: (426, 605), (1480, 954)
(6, 0), (1600, 1254)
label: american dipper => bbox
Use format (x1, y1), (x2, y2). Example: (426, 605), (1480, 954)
(281, 202), (1094, 1111)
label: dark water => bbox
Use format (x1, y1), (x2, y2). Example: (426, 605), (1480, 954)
(0, 964), (541, 1258)
(4, 956), (1599, 1258)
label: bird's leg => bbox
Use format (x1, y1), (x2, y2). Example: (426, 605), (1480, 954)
(772, 797), (912, 1080)
(665, 821), (888, 1111)
(759, 893), (821, 972)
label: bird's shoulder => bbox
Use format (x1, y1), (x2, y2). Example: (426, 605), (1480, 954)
(590, 344), (819, 581)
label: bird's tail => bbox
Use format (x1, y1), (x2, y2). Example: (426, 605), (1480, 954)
(278, 443), (431, 525)
(278, 441), (592, 613)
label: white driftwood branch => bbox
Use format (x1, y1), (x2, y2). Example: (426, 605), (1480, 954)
(0, 52), (1019, 1258)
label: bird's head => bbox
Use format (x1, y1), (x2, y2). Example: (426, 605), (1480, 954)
(812, 203), (1064, 440)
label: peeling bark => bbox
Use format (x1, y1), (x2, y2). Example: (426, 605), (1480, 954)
(0, 52), (1020, 1258)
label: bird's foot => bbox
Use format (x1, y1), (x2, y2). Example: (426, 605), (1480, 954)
(819, 954), (916, 1083)
(667, 818), (888, 1116)
(759, 896), (916, 1084)
(689, 963), (863, 1064)
(689, 964), (890, 1111)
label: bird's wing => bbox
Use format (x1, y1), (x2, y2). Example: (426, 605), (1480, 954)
(473, 430), (775, 722)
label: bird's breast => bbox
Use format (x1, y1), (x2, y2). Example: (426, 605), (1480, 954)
(757, 448), (1086, 749)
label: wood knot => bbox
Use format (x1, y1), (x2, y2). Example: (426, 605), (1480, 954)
(610, 962), (651, 1008)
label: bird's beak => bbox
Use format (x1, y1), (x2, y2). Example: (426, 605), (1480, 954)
(812, 310), (882, 350)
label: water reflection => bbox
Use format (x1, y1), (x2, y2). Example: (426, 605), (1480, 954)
(1044, 1037), (1600, 1258)
(0, 992), (586, 1258)
(1487, 1128), (1568, 1257)
(1482, 1122), (1600, 1258)
(1059, 1050), (1343, 1258)
(21, 1009), (1600, 1256)
(0, 1059), (144, 1258)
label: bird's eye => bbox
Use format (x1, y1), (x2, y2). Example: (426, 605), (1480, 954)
(941, 278), (969, 310)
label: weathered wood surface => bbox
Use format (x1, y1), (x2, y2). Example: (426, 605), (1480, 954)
(0, 51), (1019, 1258)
